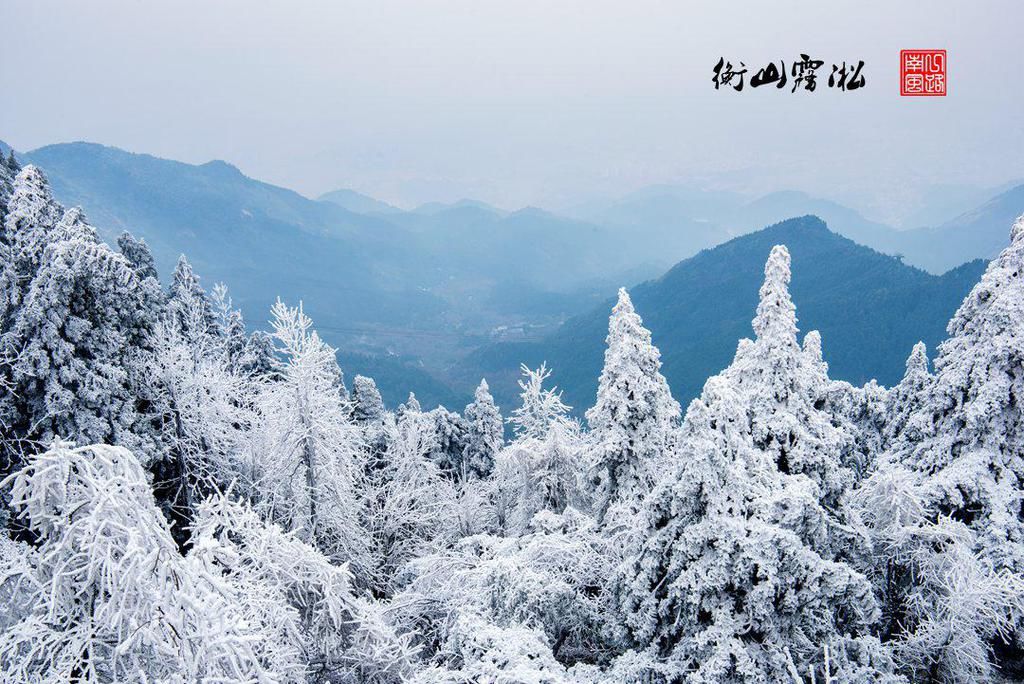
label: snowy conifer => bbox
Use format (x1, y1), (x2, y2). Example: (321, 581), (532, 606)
(426, 405), (470, 476)
(241, 328), (277, 378)
(117, 231), (159, 282)
(0, 166), (65, 322)
(396, 391), (422, 423)
(168, 255), (217, 342)
(881, 342), (931, 449)
(1, 203), (155, 458)
(585, 288), (680, 524)
(890, 217), (1024, 573)
(463, 379), (503, 479)
(353, 374), (387, 424)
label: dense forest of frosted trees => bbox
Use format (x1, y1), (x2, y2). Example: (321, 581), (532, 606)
(0, 156), (1023, 683)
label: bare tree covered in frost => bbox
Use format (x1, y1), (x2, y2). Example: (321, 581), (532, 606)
(493, 364), (586, 535)
(191, 495), (419, 682)
(362, 400), (459, 596)
(393, 508), (611, 677)
(144, 286), (255, 544)
(855, 465), (1024, 683)
(250, 299), (368, 574)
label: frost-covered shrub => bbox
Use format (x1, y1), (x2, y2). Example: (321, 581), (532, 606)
(410, 613), (572, 684)
(190, 494), (419, 682)
(0, 442), (287, 682)
(855, 465), (1024, 683)
(393, 509), (611, 671)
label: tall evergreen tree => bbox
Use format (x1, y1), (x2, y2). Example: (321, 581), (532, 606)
(352, 374), (386, 425)
(890, 217), (1024, 574)
(463, 379), (503, 479)
(426, 406), (470, 477)
(0, 179), (155, 462)
(0, 166), (65, 328)
(168, 255), (216, 343)
(117, 231), (160, 282)
(585, 288), (680, 524)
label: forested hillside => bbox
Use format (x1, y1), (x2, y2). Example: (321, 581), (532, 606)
(2, 156), (1023, 683)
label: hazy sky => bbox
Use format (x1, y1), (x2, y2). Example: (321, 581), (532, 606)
(1, 1), (1022, 221)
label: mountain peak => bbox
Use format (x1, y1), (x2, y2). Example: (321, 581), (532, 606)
(762, 214), (831, 235)
(200, 159), (243, 176)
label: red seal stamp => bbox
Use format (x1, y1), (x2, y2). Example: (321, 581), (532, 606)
(901, 50), (946, 96)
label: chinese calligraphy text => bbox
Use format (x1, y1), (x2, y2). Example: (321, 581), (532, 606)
(713, 55), (865, 93)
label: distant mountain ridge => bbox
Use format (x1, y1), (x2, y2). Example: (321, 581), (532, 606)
(318, 188), (402, 215)
(467, 217), (989, 413)
(894, 183), (1024, 273)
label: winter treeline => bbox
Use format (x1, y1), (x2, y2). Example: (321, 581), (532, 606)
(0, 159), (1023, 683)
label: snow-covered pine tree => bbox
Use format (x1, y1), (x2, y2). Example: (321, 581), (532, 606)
(352, 374), (392, 461)
(116, 231), (160, 282)
(0, 166), (65, 325)
(426, 406), (470, 477)
(241, 328), (277, 378)
(396, 391), (422, 423)
(890, 217), (1024, 574)
(211, 282), (250, 372)
(168, 254), (217, 343)
(1, 197), (156, 462)
(616, 246), (890, 683)
(880, 342), (931, 450)
(463, 378), (503, 479)
(585, 288), (680, 524)
(0, 147), (20, 228)
(727, 245), (858, 507)
(353, 374), (386, 424)
(114, 230), (166, 327)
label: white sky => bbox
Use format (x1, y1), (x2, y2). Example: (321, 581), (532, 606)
(1, 0), (1022, 219)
